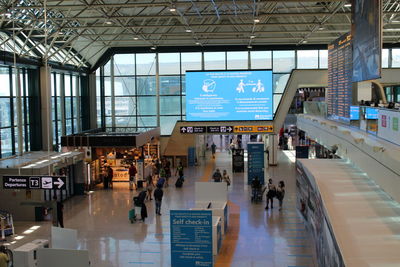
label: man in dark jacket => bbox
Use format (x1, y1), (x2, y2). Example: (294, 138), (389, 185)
(154, 185), (164, 215)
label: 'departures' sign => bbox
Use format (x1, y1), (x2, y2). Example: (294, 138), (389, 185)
(2, 176), (67, 190)
(170, 210), (213, 267)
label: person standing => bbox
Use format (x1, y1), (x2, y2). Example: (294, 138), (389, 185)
(211, 142), (217, 159)
(164, 159), (171, 187)
(222, 170), (231, 186)
(146, 175), (154, 201)
(107, 166), (114, 189)
(0, 245), (9, 267)
(129, 163), (137, 190)
(276, 181), (286, 211)
(212, 169), (222, 182)
(53, 196), (64, 228)
(265, 178), (276, 210)
(154, 185), (164, 215)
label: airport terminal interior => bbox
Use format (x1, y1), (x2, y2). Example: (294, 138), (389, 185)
(0, 0), (400, 266)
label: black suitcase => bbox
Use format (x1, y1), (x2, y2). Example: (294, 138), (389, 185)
(137, 180), (144, 189)
(175, 178), (183, 188)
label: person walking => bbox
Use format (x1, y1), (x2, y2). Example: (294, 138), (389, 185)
(276, 181), (286, 211)
(107, 166), (114, 189)
(175, 161), (184, 180)
(146, 175), (154, 201)
(154, 185), (164, 215)
(0, 245), (9, 267)
(211, 142), (217, 159)
(222, 170), (231, 186)
(136, 190), (148, 222)
(129, 163), (137, 190)
(212, 169), (222, 182)
(265, 178), (276, 210)
(163, 159), (171, 187)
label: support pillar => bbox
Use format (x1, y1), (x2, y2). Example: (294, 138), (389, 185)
(267, 134), (278, 166)
(15, 69), (24, 155)
(40, 66), (53, 151)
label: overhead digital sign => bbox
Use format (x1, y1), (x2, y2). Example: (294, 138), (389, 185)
(185, 70), (273, 121)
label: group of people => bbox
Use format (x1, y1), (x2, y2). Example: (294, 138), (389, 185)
(252, 177), (286, 211)
(211, 169), (231, 186)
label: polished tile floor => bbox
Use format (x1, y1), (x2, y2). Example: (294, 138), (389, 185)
(7, 150), (317, 267)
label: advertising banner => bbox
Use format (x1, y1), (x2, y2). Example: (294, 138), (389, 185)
(378, 109), (400, 145)
(247, 143), (265, 185)
(170, 210), (213, 267)
(352, 0), (382, 82)
(186, 70), (273, 121)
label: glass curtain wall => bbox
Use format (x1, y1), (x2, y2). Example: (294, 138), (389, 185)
(0, 66), (32, 158)
(51, 72), (82, 150)
(96, 48), (394, 136)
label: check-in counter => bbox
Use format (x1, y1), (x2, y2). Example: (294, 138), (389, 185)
(194, 201), (228, 235)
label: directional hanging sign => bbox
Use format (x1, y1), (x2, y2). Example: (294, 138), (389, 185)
(207, 126), (234, 134)
(180, 126), (207, 134)
(3, 176), (67, 190)
(234, 125), (274, 133)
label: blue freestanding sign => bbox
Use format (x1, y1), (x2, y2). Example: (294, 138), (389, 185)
(247, 142), (265, 185)
(170, 210), (213, 267)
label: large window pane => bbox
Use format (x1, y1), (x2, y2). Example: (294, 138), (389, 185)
(114, 54), (135, 75)
(297, 50), (318, 69)
(160, 116), (180, 135)
(392, 49), (400, 67)
(160, 76), (181, 95)
(160, 96), (181, 115)
(115, 116), (136, 127)
(250, 51), (272, 69)
(115, 77), (135, 96)
(0, 98), (11, 127)
(105, 97), (112, 116)
(1, 128), (12, 157)
(105, 77), (112, 96)
(159, 53), (180, 75)
(273, 51), (295, 73)
(227, 51), (248, 70)
(65, 75), (71, 96)
(0, 67), (10, 96)
(319, 50), (328, 68)
(382, 49), (389, 68)
(273, 74), (290, 94)
(65, 97), (72, 119)
(115, 97), (136, 116)
(204, 52), (226, 70)
(181, 52), (202, 73)
(273, 94), (282, 114)
(137, 97), (156, 115)
(138, 116), (157, 127)
(137, 76), (156, 95)
(104, 60), (111, 76)
(66, 119), (72, 135)
(136, 53), (156, 75)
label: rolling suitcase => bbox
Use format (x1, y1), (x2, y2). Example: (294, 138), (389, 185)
(128, 209), (136, 223)
(137, 180), (144, 189)
(175, 177), (183, 188)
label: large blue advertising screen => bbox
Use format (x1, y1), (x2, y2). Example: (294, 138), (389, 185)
(186, 70), (273, 121)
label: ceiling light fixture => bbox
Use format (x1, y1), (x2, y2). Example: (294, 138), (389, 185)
(185, 29), (192, 33)
(151, 46), (156, 50)
(344, 3), (352, 7)
(195, 42), (201, 45)
(250, 35), (256, 39)
(302, 40), (308, 44)
(169, 7), (176, 12)
(247, 45), (252, 49)
(133, 36), (139, 40)
(254, 18), (260, 23)
(105, 21), (113, 25)
(318, 26), (324, 30)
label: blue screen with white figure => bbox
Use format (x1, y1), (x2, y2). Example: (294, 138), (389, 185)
(185, 70), (273, 121)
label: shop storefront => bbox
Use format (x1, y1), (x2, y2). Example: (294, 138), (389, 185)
(61, 128), (160, 189)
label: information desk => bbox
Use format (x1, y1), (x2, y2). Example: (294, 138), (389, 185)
(297, 159), (400, 267)
(13, 239), (49, 267)
(194, 201), (228, 235)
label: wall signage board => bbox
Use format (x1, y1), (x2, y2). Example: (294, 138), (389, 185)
(207, 126), (233, 134)
(234, 125), (273, 133)
(3, 176), (67, 190)
(377, 109), (400, 145)
(247, 143), (265, 185)
(180, 126), (207, 134)
(170, 210), (213, 267)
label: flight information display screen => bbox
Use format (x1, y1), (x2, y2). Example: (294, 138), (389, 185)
(185, 70), (273, 121)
